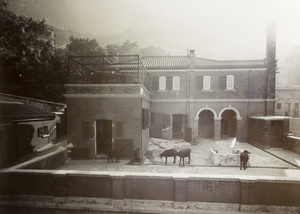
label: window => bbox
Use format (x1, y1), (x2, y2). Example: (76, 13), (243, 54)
(226, 75), (234, 89)
(159, 76), (166, 90)
(203, 76), (211, 90)
(277, 103), (281, 109)
(172, 76), (180, 90)
(38, 126), (49, 137)
(295, 103), (299, 109)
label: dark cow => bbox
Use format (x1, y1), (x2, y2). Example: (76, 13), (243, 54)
(177, 148), (191, 165)
(159, 149), (177, 164)
(240, 150), (250, 170)
(104, 149), (120, 163)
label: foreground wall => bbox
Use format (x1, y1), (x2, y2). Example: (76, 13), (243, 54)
(0, 169), (299, 213)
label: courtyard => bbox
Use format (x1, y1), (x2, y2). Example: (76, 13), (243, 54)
(56, 138), (300, 180)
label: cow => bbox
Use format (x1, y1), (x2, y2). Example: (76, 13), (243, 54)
(177, 148), (191, 165)
(240, 150), (250, 170)
(159, 149), (177, 164)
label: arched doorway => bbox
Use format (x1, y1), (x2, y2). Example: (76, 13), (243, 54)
(198, 110), (214, 138)
(221, 110), (237, 138)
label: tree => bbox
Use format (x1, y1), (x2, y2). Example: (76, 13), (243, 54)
(138, 46), (167, 56)
(0, 1), (67, 102)
(118, 40), (138, 55)
(105, 44), (119, 55)
(105, 40), (139, 56)
(65, 36), (105, 56)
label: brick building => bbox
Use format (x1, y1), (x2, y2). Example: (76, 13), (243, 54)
(65, 24), (277, 159)
(275, 85), (300, 118)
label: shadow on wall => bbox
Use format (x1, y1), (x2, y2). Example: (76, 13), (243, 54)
(17, 124), (35, 158)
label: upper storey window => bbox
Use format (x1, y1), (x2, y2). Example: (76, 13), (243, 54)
(159, 76), (166, 90)
(172, 76), (180, 90)
(226, 75), (234, 89)
(203, 76), (211, 90)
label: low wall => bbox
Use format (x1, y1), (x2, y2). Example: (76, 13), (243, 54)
(0, 170), (299, 213)
(286, 136), (300, 155)
(209, 149), (247, 166)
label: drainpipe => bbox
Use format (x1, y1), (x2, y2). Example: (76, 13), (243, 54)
(247, 70), (251, 142)
(140, 97), (143, 160)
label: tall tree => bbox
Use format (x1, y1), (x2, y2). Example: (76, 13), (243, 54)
(138, 46), (167, 56)
(118, 40), (138, 55)
(0, 1), (67, 102)
(65, 36), (105, 56)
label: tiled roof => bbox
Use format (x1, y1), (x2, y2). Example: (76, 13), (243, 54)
(140, 56), (266, 70)
(0, 103), (55, 122)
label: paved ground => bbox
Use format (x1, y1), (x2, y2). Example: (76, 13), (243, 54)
(56, 138), (300, 180)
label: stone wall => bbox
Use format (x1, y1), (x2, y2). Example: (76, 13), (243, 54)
(0, 170), (299, 213)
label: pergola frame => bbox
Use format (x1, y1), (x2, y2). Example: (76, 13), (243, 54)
(68, 55), (148, 87)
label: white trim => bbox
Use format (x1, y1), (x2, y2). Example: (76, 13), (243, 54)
(193, 68), (267, 72)
(218, 106), (242, 119)
(195, 106), (218, 119)
(64, 94), (147, 99)
(152, 99), (275, 103)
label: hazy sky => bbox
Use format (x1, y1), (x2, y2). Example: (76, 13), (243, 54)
(64, 0), (300, 62)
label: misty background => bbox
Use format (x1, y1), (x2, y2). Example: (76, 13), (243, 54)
(7, 0), (300, 86)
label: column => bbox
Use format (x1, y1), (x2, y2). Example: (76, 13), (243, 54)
(214, 117), (221, 141)
(236, 117), (243, 141)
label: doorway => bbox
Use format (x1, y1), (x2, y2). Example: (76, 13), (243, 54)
(221, 110), (237, 138)
(198, 110), (214, 138)
(96, 120), (112, 154)
(172, 114), (187, 139)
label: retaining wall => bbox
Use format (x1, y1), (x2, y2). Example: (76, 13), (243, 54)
(0, 169), (300, 213)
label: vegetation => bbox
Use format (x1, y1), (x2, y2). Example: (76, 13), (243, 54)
(0, 0), (167, 103)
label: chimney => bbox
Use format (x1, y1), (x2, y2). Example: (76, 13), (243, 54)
(265, 22), (277, 115)
(188, 49), (196, 69)
(188, 49), (196, 56)
(266, 22), (276, 69)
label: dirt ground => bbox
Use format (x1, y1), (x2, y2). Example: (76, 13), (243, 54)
(144, 137), (299, 168)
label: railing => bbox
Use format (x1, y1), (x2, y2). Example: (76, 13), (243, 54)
(68, 55), (150, 89)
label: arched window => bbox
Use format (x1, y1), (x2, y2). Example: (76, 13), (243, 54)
(159, 76), (166, 90)
(226, 75), (234, 89)
(203, 76), (211, 90)
(172, 76), (180, 90)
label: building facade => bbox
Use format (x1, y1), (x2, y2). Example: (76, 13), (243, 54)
(275, 85), (300, 118)
(65, 25), (276, 159)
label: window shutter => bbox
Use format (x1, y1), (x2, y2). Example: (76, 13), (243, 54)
(197, 76), (203, 90)
(151, 112), (156, 124)
(82, 120), (95, 140)
(163, 114), (171, 129)
(166, 76), (172, 90)
(152, 76), (159, 90)
(115, 121), (123, 137)
(219, 76), (226, 90)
